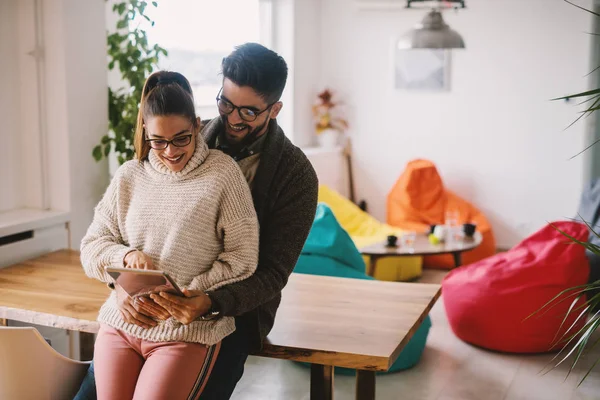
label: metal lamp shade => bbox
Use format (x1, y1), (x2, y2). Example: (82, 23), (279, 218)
(397, 9), (465, 49)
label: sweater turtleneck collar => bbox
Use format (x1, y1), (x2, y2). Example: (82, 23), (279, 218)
(146, 134), (209, 180)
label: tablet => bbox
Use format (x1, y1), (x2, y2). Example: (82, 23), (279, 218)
(105, 266), (184, 298)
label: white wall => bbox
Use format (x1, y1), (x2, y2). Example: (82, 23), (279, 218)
(0, 0), (21, 212)
(17, 0), (45, 210)
(291, 0), (322, 148)
(61, 0), (109, 247)
(5, 0), (108, 248)
(315, 0), (593, 248)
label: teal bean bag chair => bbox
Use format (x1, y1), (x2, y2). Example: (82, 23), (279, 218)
(294, 203), (432, 374)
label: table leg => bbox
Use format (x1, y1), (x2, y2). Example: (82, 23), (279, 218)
(452, 252), (462, 268)
(367, 256), (378, 277)
(79, 332), (95, 361)
(355, 370), (375, 400)
(0, 318), (7, 326)
(310, 364), (334, 400)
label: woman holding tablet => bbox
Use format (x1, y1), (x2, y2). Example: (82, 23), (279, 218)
(80, 70), (258, 400)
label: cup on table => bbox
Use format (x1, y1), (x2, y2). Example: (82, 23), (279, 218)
(401, 231), (417, 251)
(386, 234), (398, 247)
(463, 223), (477, 238)
(445, 210), (462, 242)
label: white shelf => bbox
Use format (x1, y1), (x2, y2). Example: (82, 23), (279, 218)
(0, 208), (70, 238)
(302, 145), (344, 157)
(355, 0), (409, 11)
(355, 0), (461, 11)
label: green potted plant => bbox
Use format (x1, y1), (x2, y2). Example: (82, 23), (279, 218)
(534, 0), (600, 385)
(93, 0), (167, 165)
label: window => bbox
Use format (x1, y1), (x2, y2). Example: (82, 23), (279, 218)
(144, 0), (273, 120)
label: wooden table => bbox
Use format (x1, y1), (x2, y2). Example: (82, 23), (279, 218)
(0, 250), (441, 400)
(360, 232), (482, 277)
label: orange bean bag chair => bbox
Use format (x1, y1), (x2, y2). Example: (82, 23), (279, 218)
(442, 221), (590, 353)
(386, 159), (496, 268)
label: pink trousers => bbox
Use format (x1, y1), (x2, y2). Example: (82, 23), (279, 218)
(94, 325), (221, 400)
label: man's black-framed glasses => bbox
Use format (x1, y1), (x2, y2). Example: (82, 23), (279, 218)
(145, 134), (193, 150)
(216, 88), (274, 122)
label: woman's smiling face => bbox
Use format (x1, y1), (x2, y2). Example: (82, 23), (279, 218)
(145, 115), (197, 172)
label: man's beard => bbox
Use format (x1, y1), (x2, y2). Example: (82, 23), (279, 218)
(219, 114), (270, 153)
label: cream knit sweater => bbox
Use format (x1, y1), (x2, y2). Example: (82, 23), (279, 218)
(80, 138), (258, 345)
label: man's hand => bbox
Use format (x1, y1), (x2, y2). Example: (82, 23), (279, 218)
(115, 285), (169, 328)
(123, 250), (156, 270)
(150, 289), (212, 325)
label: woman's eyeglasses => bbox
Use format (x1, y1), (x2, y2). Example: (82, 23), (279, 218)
(145, 134), (192, 150)
(216, 88), (274, 122)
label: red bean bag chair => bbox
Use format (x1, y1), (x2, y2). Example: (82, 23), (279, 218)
(386, 159), (496, 269)
(442, 221), (590, 353)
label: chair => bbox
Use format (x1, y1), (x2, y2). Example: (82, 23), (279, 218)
(318, 185), (422, 281)
(0, 326), (91, 400)
(387, 159), (496, 269)
(442, 221), (590, 353)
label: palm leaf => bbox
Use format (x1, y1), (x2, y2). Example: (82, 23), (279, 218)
(528, 284), (589, 319)
(576, 93), (600, 106)
(585, 64), (600, 78)
(550, 222), (600, 255)
(576, 138), (600, 159)
(552, 317), (599, 371)
(552, 296), (589, 344)
(552, 88), (600, 101)
(567, 322), (596, 380)
(578, 332), (600, 385)
(564, 95), (600, 131)
(542, 1), (600, 384)
(544, 310), (600, 373)
(576, 213), (600, 238)
(564, 0), (600, 17)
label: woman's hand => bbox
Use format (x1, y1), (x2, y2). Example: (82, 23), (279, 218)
(150, 289), (212, 325)
(123, 250), (156, 270)
(115, 285), (170, 328)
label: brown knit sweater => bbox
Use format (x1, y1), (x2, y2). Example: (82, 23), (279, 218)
(202, 118), (319, 350)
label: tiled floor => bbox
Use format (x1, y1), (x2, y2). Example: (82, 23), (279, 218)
(232, 270), (600, 400)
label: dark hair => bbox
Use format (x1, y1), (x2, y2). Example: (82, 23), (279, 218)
(134, 71), (198, 161)
(221, 43), (288, 104)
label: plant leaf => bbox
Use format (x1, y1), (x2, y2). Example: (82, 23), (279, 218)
(585, 64), (600, 78)
(92, 145), (102, 161)
(552, 88), (600, 101)
(578, 332), (600, 385)
(564, 0), (600, 17)
(570, 137), (600, 160)
(552, 295), (586, 345)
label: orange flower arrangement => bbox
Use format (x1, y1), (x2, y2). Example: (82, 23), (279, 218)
(312, 89), (349, 135)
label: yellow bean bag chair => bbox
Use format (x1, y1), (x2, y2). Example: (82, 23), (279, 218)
(318, 185), (422, 281)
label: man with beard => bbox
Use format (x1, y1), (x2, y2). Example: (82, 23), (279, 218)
(74, 42), (319, 400)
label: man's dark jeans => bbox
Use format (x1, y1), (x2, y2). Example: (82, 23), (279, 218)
(73, 319), (250, 400)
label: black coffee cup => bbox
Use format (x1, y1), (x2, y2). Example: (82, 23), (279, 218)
(429, 225), (437, 235)
(463, 223), (476, 237)
(386, 235), (398, 247)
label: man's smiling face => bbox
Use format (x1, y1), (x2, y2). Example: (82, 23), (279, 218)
(217, 78), (281, 145)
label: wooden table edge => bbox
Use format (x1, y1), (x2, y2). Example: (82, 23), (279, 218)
(386, 286), (442, 370)
(253, 344), (391, 371)
(0, 307), (100, 334)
